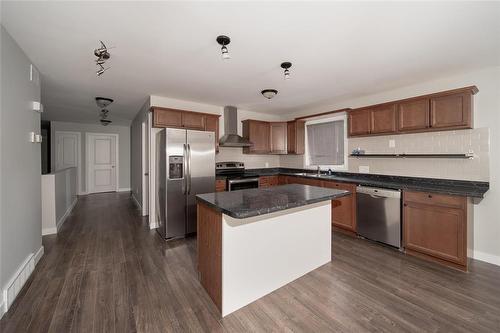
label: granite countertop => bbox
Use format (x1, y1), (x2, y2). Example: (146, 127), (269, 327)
(239, 168), (489, 198)
(196, 184), (349, 219)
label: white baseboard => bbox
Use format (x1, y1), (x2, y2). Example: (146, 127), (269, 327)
(0, 300), (5, 319)
(118, 187), (131, 192)
(42, 198), (77, 236)
(42, 227), (57, 236)
(131, 193), (142, 211)
(56, 198), (77, 231)
(149, 222), (159, 229)
(1, 246), (44, 317)
(472, 250), (500, 266)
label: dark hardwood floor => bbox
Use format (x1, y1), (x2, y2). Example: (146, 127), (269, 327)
(1, 192), (499, 332)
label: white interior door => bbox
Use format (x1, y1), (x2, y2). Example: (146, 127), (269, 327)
(55, 132), (78, 170)
(55, 131), (81, 193)
(87, 133), (118, 193)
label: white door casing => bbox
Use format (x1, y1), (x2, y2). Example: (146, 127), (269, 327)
(55, 131), (82, 194)
(86, 133), (119, 194)
(141, 119), (149, 216)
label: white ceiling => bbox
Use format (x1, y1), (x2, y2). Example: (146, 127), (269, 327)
(2, 1), (499, 125)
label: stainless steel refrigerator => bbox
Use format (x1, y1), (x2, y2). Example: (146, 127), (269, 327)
(155, 128), (215, 239)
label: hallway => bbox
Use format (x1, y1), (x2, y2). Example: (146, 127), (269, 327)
(1, 193), (500, 333)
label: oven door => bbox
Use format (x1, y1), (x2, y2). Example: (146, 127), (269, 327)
(228, 178), (259, 191)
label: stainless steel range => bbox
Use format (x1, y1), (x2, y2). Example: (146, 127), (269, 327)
(216, 162), (259, 191)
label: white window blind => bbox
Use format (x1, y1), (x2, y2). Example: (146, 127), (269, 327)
(306, 120), (345, 166)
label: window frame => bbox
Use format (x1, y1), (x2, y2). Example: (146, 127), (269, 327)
(304, 114), (348, 171)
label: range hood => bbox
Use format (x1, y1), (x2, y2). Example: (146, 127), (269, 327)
(219, 106), (253, 147)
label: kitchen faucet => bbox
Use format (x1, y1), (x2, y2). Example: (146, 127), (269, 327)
(317, 166), (321, 176)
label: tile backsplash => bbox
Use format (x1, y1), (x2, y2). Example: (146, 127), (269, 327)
(216, 147), (280, 169)
(348, 128), (490, 181)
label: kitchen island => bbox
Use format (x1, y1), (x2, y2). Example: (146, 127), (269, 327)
(196, 184), (349, 316)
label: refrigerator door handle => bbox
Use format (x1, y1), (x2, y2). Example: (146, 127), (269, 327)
(182, 143), (187, 194)
(187, 143), (192, 194)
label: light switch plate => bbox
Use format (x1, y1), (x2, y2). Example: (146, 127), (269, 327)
(389, 139), (395, 148)
(359, 166), (370, 173)
(29, 132), (36, 143)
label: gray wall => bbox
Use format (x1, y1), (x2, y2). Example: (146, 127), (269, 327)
(50, 121), (131, 192)
(130, 100), (149, 207)
(0, 26), (42, 295)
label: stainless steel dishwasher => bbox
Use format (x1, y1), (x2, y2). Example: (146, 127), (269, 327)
(356, 186), (402, 248)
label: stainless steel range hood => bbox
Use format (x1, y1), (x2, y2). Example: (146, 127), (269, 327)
(219, 106), (252, 147)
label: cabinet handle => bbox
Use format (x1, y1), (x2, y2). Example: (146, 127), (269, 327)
(403, 203), (408, 207)
(428, 194), (433, 198)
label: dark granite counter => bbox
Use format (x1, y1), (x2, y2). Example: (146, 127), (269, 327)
(196, 184), (349, 219)
(241, 168), (489, 198)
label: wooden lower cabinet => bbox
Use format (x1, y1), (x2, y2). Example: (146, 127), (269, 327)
(285, 176), (357, 234)
(403, 191), (468, 270)
(321, 181), (357, 233)
(259, 176), (279, 188)
(215, 179), (226, 192)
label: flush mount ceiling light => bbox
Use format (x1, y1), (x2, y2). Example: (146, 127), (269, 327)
(95, 97), (114, 108)
(100, 119), (112, 126)
(281, 62), (292, 80)
(216, 35), (231, 60)
(261, 89), (278, 99)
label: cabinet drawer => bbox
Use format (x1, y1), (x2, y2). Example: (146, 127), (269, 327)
(321, 180), (354, 192)
(404, 191), (465, 209)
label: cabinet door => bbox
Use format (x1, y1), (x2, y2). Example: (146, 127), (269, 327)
(278, 175), (288, 185)
(322, 181), (356, 232)
(430, 93), (472, 129)
(348, 109), (371, 136)
(370, 104), (397, 134)
(215, 179), (226, 192)
(243, 120), (270, 154)
(182, 112), (205, 130)
(205, 115), (219, 152)
(270, 122), (287, 154)
(403, 201), (466, 266)
(398, 99), (430, 132)
(287, 121), (305, 154)
(153, 108), (182, 128)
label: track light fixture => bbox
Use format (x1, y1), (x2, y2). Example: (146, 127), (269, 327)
(94, 40), (112, 77)
(261, 89), (278, 100)
(281, 62), (292, 80)
(216, 35), (231, 60)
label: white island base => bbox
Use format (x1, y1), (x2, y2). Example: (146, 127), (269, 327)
(197, 200), (332, 317)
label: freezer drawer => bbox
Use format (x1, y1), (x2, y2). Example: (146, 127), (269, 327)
(356, 186), (402, 248)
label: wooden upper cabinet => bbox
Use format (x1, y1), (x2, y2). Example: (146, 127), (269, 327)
(370, 104), (397, 134)
(205, 115), (220, 152)
(398, 98), (430, 131)
(242, 120), (270, 154)
(270, 122), (287, 154)
(430, 92), (472, 129)
(348, 109), (371, 136)
(287, 121), (305, 155)
(182, 112), (205, 130)
(153, 108), (182, 128)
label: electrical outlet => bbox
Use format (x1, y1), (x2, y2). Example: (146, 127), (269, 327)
(265, 162), (269, 168)
(359, 166), (370, 173)
(389, 139), (395, 148)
